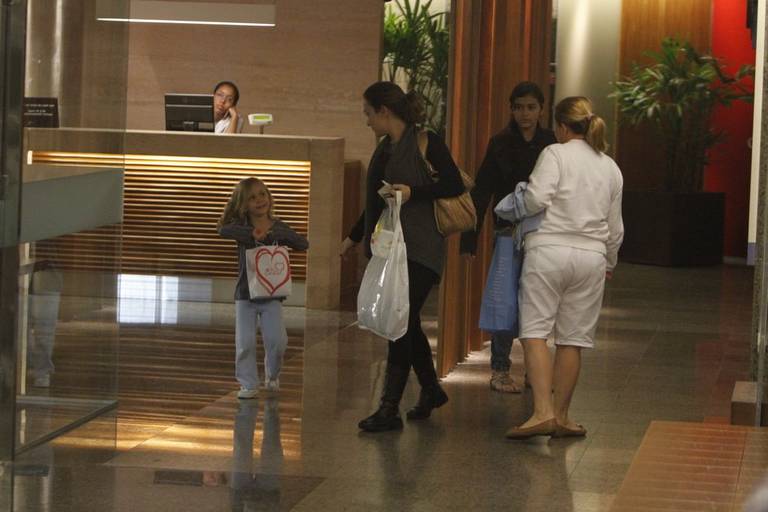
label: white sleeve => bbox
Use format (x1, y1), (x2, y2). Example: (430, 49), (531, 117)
(605, 173), (624, 271)
(524, 146), (561, 214)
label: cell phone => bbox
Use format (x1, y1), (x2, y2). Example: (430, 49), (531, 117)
(378, 180), (394, 199)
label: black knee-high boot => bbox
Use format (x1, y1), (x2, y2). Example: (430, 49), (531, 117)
(406, 331), (448, 420)
(406, 383), (449, 420)
(358, 362), (409, 432)
(406, 364), (448, 420)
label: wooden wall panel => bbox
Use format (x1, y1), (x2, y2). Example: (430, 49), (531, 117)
(620, 0), (712, 74)
(32, 152), (310, 280)
(617, 0), (712, 190)
(339, 160), (363, 310)
(437, 0), (552, 377)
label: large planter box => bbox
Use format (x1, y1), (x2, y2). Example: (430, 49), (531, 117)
(619, 190), (724, 266)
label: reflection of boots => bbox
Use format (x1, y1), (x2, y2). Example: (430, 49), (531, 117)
(406, 384), (448, 420)
(358, 364), (408, 432)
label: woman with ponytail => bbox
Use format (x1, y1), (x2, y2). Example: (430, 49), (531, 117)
(341, 81), (464, 432)
(504, 96), (624, 440)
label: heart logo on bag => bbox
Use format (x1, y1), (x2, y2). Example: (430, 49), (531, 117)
(253, 247), (291, 295)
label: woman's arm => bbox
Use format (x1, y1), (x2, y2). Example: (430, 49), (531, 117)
(410, 132), (464, 200)
(605, 179), (624, 271)
(460, 139), (501, 254)
(523, 147), (561, 214)
(348, 212), (365, 243)
(225, 108), (240, 134)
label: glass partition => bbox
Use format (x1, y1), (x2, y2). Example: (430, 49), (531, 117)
(1, 0), (129, 477)
(0, 0), (28, 480)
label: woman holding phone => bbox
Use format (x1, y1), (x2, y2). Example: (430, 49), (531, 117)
(341, 81), (463, 432)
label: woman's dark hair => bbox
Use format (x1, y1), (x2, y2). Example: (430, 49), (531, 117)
(363, 81), (425, 125)
(213, 80), (240, 105)
(509, 81), (545, 107)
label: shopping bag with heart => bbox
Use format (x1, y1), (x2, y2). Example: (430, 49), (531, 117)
(245, 245), (292, 299)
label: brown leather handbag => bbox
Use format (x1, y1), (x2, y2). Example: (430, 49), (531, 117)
(417, 131), (477, 236)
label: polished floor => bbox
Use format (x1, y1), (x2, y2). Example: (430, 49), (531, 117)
(612, 421), (768, 511)
(3, 263), (763, 511)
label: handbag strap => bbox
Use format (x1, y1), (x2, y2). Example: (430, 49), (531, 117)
(416, 130), (438, 182)
(417, 130), (429, 158)
(417, 130), (474, 191)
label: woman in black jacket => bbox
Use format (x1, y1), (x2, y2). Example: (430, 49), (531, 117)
(341, 81), (464, 432)
(460, 81), (557, 394)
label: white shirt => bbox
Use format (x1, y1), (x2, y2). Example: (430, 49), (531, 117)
(215, 114), (244, 134)
(523, 139), (624, 270)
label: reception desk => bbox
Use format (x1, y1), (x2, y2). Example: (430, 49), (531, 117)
(24, 128), (347, 310)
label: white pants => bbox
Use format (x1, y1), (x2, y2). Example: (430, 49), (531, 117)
(519, 245), (606, 348)
(235, 300), (287, 389)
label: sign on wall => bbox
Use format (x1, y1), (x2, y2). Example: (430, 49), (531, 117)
(22, 98), (59, 128)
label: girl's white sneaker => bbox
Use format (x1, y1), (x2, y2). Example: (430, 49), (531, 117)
(237, 387), (258, 399)
(265, 379), (280, 392)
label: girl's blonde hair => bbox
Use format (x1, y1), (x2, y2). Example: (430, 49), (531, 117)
(554, 96), (608, 154)
(217, 177), (275, 228)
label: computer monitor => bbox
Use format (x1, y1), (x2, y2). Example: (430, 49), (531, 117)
(164, 93), (215, 132)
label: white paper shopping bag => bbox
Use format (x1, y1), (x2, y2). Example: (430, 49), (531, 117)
(245, 245), (292, 299)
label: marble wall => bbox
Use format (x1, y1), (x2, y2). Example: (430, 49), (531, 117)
(555, 0), (622, 151)
(25, 0), (129, 129)
(125, 0), (383, 165)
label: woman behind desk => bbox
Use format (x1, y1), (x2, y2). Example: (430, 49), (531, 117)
(214, 81), (244, 134)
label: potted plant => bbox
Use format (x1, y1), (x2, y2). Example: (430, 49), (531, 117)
(383, 0), (449, 136)
(611, 38), (753, 265)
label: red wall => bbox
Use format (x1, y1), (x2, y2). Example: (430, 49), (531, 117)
(705, 0), (756, 258)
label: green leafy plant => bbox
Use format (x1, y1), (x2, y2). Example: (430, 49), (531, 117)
(383, 0), (449, 136)
(611, 38), (753, 192)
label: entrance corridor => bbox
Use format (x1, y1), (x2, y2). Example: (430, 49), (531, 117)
(2, 263), (759, 511)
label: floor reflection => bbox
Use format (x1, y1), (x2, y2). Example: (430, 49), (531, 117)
(4, 264), (761, 512)
(117, 274), (218, 325)
(0, 462), (11, 511)
(231, 398), (283, 511)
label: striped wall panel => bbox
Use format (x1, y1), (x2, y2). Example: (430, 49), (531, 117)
(31, 152), (310, 280)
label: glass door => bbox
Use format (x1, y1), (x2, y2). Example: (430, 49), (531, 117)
(1, 0), (28, 472)
(1, 1), (129, 500)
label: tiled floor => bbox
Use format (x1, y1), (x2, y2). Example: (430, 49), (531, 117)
(3, 263), (764, 511)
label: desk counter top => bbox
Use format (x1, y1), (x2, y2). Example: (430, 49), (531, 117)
(25, 127), (347, 309)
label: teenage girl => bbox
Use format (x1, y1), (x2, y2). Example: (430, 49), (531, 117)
(218, 177), (309, 398)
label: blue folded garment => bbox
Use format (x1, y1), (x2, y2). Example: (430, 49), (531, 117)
(493, 182), (544, 248)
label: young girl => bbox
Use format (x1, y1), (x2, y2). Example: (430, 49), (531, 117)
(218, 177), (309, 398)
